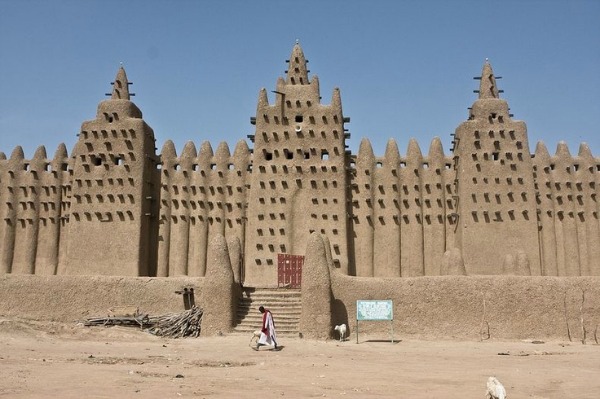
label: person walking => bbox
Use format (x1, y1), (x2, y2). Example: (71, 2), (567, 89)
(256, 305), (278, 350)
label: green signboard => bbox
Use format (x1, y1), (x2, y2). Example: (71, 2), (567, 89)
(356, 300), (393, 321)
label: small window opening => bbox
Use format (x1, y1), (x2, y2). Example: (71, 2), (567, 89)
(295, 115), (303, 123)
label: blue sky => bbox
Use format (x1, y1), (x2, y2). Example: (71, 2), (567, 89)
(1, 0), (599, 159)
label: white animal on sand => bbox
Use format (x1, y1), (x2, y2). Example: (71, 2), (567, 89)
(486, 376), (507, 399)
(249, 330), (262, 346)
(334, 324), (347, 342)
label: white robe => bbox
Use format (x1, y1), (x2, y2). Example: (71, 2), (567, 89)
(258, 310), (277, 347)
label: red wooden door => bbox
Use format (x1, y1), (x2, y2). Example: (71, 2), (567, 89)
(277, 254), (304, 288)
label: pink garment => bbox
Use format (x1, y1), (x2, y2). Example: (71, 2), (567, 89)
(258, 309), (277, 347)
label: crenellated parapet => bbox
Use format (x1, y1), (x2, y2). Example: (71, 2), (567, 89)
(349, 137), (455, 277)
(0, 144), (71, 275)
(156, 139), (252, 276)
(532, 141), (600, 276)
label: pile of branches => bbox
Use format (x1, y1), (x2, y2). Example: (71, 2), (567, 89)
(84, 306), (203, 338)
(146, 306), (203, 338)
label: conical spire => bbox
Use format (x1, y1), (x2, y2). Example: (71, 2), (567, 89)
(478, 59), (499, 99)
(331, 87), (342, 109)
(257, 88), (269, 110)
(534, 141), (551, 161)
(286, 41), (309, 85)
(384, 139), (400, 163)
(111, 65), (130, 100)
(578, 142), (593, 160)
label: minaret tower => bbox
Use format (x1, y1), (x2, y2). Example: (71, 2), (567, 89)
(63, 66), (159, 276)
(244, 42), (350, 286)
(453, 61), (540, 275)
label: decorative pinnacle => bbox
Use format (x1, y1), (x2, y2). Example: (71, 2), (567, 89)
(111, 66), (130, 100)
(478, 59), (499, 99)
(286, 42), (309, 85)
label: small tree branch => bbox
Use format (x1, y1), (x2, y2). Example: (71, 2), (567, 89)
(480, 292), (490, 341)
(563, 292), (572, 342)
(580, 288), (587, 345)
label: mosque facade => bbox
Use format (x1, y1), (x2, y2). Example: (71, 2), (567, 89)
(1, 44), (598, 284)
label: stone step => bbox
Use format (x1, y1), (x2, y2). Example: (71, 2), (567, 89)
(237, 316), (299, 325)
(238, 299), (301, 312)
(241, 288), (301, 297)
(237, 307), (300, 313)
(234, 288), (302, 336)
(236, 309), (301, 320)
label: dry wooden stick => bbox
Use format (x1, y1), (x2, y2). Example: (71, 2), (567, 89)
(580, 288), (586, 345)
(480, 292), (490, 341)
(563, 292), (572, 342)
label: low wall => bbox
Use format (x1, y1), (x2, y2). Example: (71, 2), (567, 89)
(2, 274), (599, 341)
(0, 275), (203, 322)
(331, 273), (600, 341)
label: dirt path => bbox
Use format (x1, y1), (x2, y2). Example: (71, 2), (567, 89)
(0, 319), (598, 398)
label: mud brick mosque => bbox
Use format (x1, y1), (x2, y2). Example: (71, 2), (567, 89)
(1, 43), (599, 285)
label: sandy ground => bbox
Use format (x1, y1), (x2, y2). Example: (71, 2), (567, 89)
(0, 318), (599, 399)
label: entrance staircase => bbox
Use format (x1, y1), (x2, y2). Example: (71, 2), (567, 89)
(233, 288), (301, 338)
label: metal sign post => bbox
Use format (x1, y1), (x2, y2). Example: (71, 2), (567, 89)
(356, 300), (394, 343)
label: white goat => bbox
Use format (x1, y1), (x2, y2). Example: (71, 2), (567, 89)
(249, 330), (262, 346)
(334, 324), (347, 342)
(486, 376), (507, 399)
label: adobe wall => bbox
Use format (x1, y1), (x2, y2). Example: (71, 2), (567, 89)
(2, 272), (598, 342)
(350, 137), (456, 277)
(0, 275), (203, 322)
(156, 140), (251, 277)
(330, 272), (600, 341)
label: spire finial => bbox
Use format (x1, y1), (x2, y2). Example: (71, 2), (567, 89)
(286, 42), (309, 85)
(111, 65), (130, 100)
(478, 59), (499, 99)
